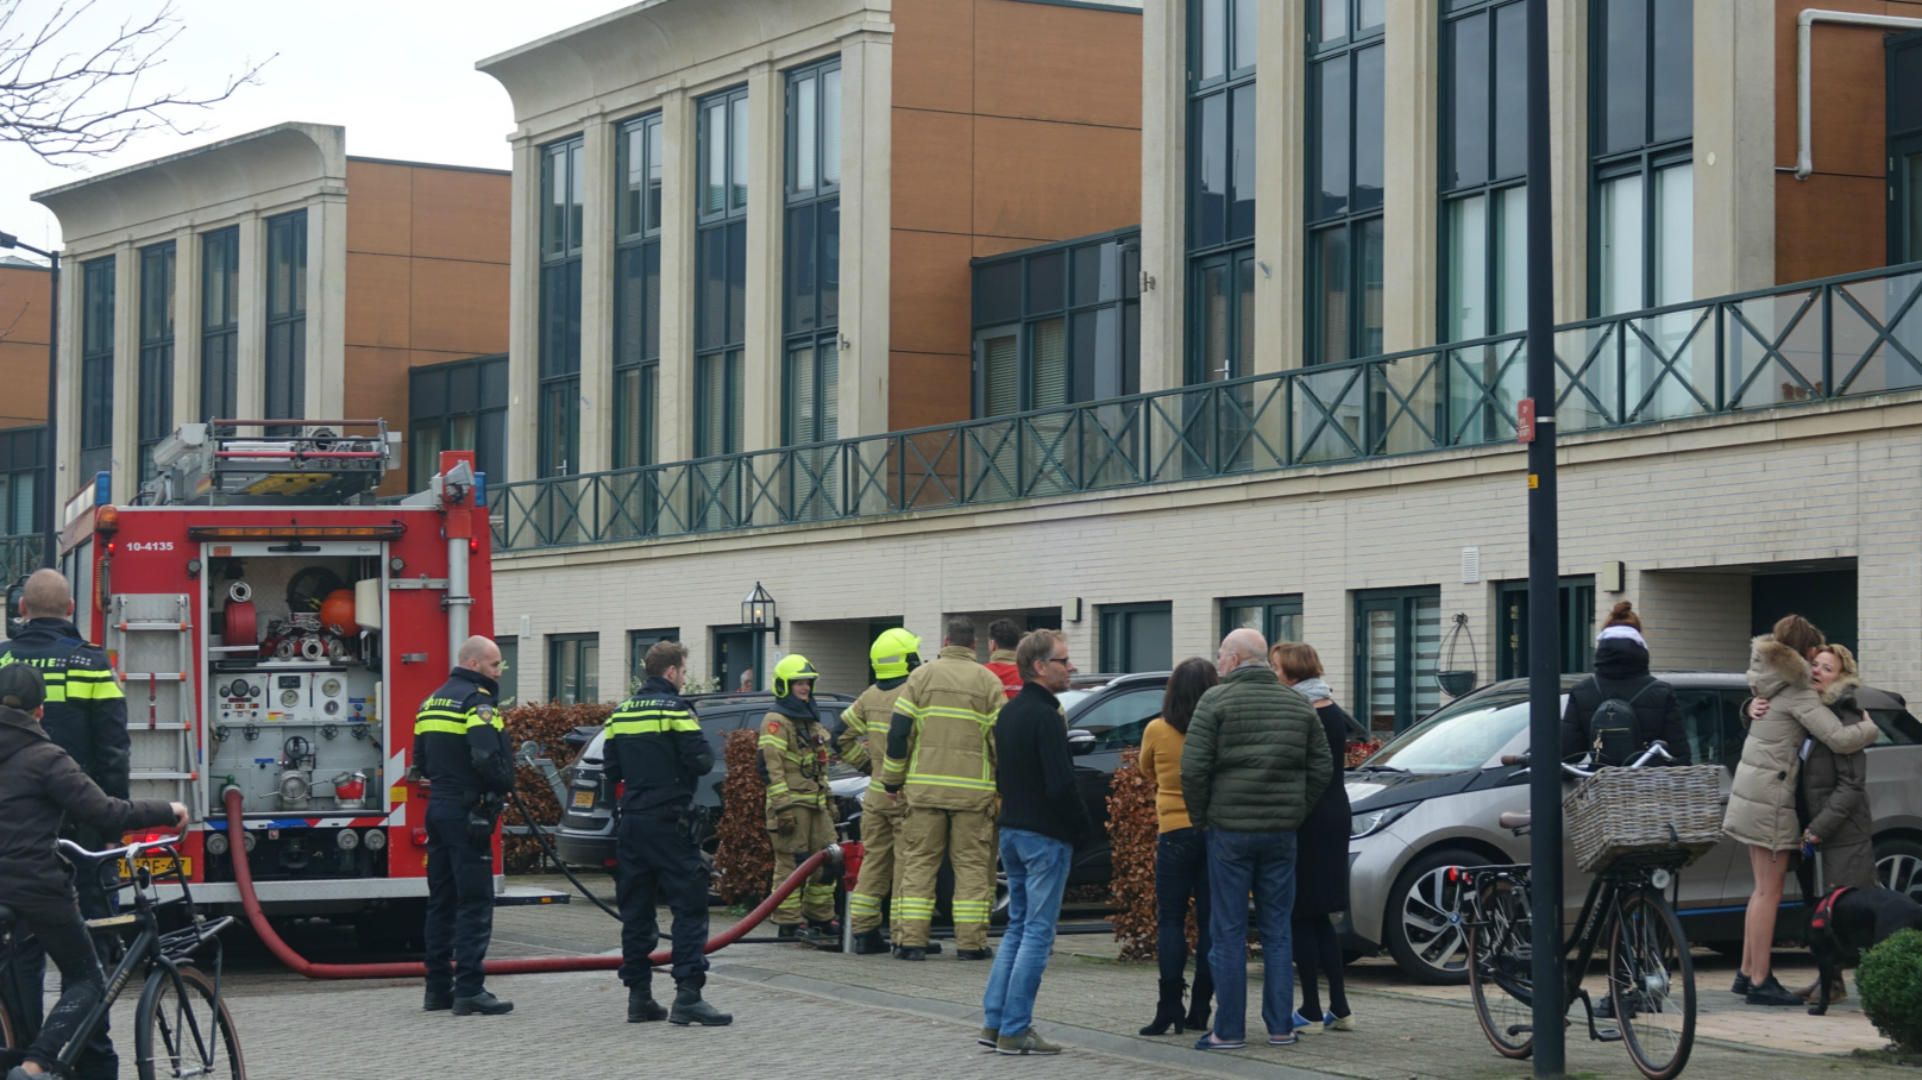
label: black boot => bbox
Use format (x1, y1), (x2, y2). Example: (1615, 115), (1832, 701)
(627, 977), (667, 1023)
(1186, 968), (1213, 1032)
(851, 929), (888, 955)
(1746, 974), (1803, 1007)
(669, 973), (734, 1027)
(1139, 978), (1188, 1036)
(805, 919), (843, 951)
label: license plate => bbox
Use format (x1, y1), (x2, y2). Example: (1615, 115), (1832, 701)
(119, 856), (191, 878)
(571, 790), (595, 809)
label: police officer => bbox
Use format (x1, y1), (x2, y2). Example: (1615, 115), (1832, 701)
(2, 568), (131, 1079)
(761, 654), (838, 942)
(414, 635), (514, 1016)
(836, 628), (938, 957)
(604, 639), (730, 1027)
(883, 615), (1006, 961)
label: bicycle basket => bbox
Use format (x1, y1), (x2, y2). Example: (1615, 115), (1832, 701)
(1563, 763), (1723, 873)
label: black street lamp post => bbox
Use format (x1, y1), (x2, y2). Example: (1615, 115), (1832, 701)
(742, 582), (780, 645)
(0, 230), (59, 572)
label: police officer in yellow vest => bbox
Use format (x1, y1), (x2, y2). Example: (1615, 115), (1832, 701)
(761, 654), (839, 941)
(882, 615), (1007, 961)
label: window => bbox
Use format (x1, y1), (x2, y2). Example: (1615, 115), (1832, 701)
(1494, 576), (1597, 681)
(1187, 0), (1257, 383)
(1590, 0), (1693, 316)
(615, 112), (664, 470)
(1099, 602), (1173, 673)
(200, 227), (239, 422)
(548, 633), (600, 705)
(137, 242), (175, 481)
(497, 636), (519, 707)
(1221, 594), (1303, 646)
(784, 58), (841, 448)
(1887, 29), (1922, 264)
(1440, 0), (1528, 343)
(1354, 587), (1440, 734)
(1073, 687), (1165, 751)
(79, 255), (114, 481)
(540, 136), (585, 476)
(696, 87), (750, 458)
(973, 230), (1141, 415)
(264, 211), (307, 432)
(0, 427), (42, 536)
(409, 354), (509, 493)
(1308, 0), (1386, 364)
(627, 627), (681, 686)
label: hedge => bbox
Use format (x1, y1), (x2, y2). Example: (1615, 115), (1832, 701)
(714, 727), (774, 906)
(1859, 928), (1922, 1053)
(499, 701), (612, 873)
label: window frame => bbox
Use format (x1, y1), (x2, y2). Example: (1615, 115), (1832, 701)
(1186, 0), (1258, 383)
(136, 241), (175, 481)
(1887, 29), (1922, 264)
(199, 227), (239, 423)
(408, 354), (509, 494)
(1494, 576), (1597, 681)
(547, 632), (600, 705)
(626, 627), (682, 687)
(79, 255), (115, 481)
(1098, 601), (1174, 674)
(1307, 12), (1387, 366)
(1353, 586), (1441, 734)
(695, 86), (750, 458)
(614, 111), (665, 470)
(783, 57), (842, 448)
(1438, 0), (1529, 343)
(264, 210), (308, 433)
(0, 427), (44, 536)
(1219, 593), (1304, 645)
(539, 135), (586, 477)
(970, 228), (1141, 416)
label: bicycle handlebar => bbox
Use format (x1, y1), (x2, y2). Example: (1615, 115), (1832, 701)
(56, 834), (183, 865)
(1500, 740), (1675, 779)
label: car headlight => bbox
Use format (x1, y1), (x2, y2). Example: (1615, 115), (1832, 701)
(1350, 803), (1417, 839)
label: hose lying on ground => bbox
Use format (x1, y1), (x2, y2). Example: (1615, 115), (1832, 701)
(222, 786), (832, 980)
(505, 786), (622, 920)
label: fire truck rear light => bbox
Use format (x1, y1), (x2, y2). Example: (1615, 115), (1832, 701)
(363, 828), (387, 851)
(469, 538), (479, 554)
(186, 524), (407, 541)
(205, 832), (230, 856)
(411, 827), (429, 847)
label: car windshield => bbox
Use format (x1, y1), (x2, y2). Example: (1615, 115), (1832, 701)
(1361, 698), (1536, 774)
(1056, 688), (1102, 714)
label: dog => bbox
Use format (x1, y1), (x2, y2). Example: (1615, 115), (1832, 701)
(1807, 885), (1922, 1015)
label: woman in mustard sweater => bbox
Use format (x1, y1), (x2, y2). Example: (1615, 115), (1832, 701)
(1136, 657), (1220, 1036)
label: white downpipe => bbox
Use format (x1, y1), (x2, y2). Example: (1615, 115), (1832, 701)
(1797, 8), (1922, 180)
(446, 536), (470, 664)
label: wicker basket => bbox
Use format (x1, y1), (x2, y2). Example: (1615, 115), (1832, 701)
(1563, 764), (1725, 873)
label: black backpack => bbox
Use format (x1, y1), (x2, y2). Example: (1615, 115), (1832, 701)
(1587, 682), (1654, 767)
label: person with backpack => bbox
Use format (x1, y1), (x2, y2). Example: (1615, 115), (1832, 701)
(1558, 602), (1691, 767)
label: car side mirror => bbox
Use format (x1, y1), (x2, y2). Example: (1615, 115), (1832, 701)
(1067, 728), (1096, 756)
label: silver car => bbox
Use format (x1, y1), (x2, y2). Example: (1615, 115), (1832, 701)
(1340, 674), (1922, 983)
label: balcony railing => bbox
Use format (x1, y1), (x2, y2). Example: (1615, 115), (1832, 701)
(1, 534), (42, 583)
(492, 262), (1922, 553)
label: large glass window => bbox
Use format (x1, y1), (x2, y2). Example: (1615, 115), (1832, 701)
(540, 136), (585, 476)
(785, 58), (842, 448)
(79, 255), (114, 481)
(548, 633), (600, 705)
(1441, 0), (1528, 343)
(200, 227), (238, 423)
(1098, 602), (1173, 673)
(1220, 594), (1302, 646)
(1309, 1), (1385, 365)
(1354, 586), (1440, 734)
(972, 230), (1141, 415)
(409, 354), (509, 493)
(696, 87), (750, 458)
(264, 210), (307, 433)
(1590, 0), (1693, 315)
(615, 112), (664, 470)
(137, 242), (175, 481)
(1893, 31), (1922, 263)
(0, 427), (43, 536)
(1495, 576), (1597, 681)
(626, 627), (681, 687)
(1187, 0), (1257, 383)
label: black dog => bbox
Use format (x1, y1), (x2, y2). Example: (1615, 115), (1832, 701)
(1808, 885), (1922, 1015)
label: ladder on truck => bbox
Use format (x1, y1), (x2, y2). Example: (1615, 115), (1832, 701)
(107, 594), (200, 820)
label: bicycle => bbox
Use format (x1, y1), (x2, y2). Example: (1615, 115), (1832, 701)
(1455, 741), (1697, 1080)
(0, 834), (245, 1080)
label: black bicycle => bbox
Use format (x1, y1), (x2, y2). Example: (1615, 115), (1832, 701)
(1456, 743), (1696, 1080)
(0, 834), (245, 1080)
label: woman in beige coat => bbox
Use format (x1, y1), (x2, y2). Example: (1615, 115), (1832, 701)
(1724, 620), (1881, 1005)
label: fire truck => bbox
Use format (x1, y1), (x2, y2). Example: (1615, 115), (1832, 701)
(23, 419), (522, 940)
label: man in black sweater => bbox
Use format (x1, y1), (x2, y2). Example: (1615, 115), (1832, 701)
(981, 629), (1089, 1056)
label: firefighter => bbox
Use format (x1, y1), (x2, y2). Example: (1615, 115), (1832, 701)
(882, 615), (1007, 961)
(414, 635), (515, 1016)
(1, 568), (131, 1079)
(836, 628), (942, 957)
(761, 654), (839, 942)
(604, 639), (731, 1026)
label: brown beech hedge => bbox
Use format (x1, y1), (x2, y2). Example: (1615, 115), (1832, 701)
(499, 702), (613, 873)
(715, 727), (774, 906)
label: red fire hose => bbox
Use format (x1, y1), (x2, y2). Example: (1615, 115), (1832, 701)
(222, 787), (833, 979)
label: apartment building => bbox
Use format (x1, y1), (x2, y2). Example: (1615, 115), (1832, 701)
(0, 255), (51, 578)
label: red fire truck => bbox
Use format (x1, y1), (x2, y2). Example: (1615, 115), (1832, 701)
(33, 419), (516, 940)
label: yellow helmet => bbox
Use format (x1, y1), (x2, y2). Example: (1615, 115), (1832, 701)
(869, 628), (921, 681)
(772, 653), (821, 697)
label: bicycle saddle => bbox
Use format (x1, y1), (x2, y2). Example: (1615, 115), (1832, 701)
(1498, 811), (1532, 830)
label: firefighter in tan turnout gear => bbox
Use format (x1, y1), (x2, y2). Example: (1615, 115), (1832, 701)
(882, 615), (1006, 961)
(761, 654), (840, 943)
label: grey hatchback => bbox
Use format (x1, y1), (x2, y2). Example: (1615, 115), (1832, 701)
(1341, 673), (1922, 984)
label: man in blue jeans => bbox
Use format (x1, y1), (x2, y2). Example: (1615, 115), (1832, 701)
(1180, 628), (1331, 1051)
(980, 629), (1090, 1055)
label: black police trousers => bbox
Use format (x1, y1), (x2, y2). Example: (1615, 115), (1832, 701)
(423, 799), (495, 998)
(615, 804), (711, 985)
(7, 896), (110, 1079)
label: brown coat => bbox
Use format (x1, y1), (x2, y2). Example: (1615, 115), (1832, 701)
(1803, 675), (1877, 890)
(1723, 637), (1880, 852)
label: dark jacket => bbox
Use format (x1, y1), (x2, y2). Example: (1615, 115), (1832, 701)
(994, 681), (1090, 845)
(1558, 637), (1691, 765)
(1294, 700), (1356, 917)
(1180, 664), (1331, 834)
(0, 704), (175, 908)
(0, 617), (131, 798)
(1800, 674), (1877, 890)
(604, 676), (714, 815)
(412, 667), (513, 807)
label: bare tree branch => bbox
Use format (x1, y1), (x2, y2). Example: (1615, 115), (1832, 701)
(0, 0), (272, 164)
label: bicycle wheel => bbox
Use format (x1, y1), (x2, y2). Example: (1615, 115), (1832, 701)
(1468, 877), (1535, 1059)
(1608, 886), (1695, 1080)
(134, 964), (245, 1080)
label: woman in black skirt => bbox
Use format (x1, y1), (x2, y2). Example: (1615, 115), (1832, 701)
(1270, 641), (1356, 1032)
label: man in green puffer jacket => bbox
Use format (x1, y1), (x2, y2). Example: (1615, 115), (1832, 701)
(1180, 628), (1331, 1052)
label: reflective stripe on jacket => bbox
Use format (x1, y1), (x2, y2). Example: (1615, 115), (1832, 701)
(761, 709), (830, 816)
(413, 667), (512, 805)
(0, 617), (130, 798)
(882, 646), (1004, 812)
(604, 676), (713, 813)
(838, 679), (908, 798)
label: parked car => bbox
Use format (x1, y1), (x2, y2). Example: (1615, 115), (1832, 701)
(1341, 674), (1922, 984)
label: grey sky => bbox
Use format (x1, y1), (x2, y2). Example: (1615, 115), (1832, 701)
(1, 0), (624, 257)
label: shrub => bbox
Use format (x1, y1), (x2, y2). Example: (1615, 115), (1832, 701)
(498, 701), (612, 873)
(714, 728), (773, 906)
(1345, 738), (1383, 769)
(1859, 927), (1922, 1053)
(1106, 746), (1159, 960)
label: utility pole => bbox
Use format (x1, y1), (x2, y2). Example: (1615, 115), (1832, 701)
(1522, 1), (1565, 1077)
(0, 231), (60, 572)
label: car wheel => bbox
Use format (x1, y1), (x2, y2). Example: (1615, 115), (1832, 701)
(1876, 836), (1922, 904)
(1385, 848), (1478, 985)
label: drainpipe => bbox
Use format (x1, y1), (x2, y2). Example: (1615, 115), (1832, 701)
(1796, 8), (1922, 180)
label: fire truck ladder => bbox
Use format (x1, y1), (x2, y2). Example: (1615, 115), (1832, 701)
(107, 593), (200, 820)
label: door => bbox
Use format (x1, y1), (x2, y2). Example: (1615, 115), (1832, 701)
(713, 629), (761, 693)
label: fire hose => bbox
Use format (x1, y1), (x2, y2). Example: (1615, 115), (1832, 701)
(222, 786), (836, 979)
